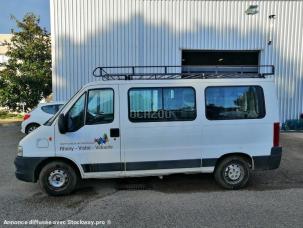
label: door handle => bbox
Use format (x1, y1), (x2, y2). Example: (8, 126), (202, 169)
(110, 128), (120, 137)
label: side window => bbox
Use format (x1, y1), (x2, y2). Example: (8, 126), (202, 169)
(205, 86), (265, 120)
(41, 105), (57, 114)
(129, 87), (196, 122)
(163, 88), (196, 121)
(66, 93), (86, 132)
(129, 88), (162, 122)
(86, 89), (114, 125)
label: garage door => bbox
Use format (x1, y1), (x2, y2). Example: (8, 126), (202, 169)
(182, 50), (260, 73)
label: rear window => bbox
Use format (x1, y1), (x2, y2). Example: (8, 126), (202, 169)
(41, 105), (61, 115)
(205, 86), (265, 120)
(57, 104), (63, 111)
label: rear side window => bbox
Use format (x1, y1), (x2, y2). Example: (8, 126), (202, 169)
(129, 87), (196, 122)
(205, 86), (265, 120)
(41, 105), (57, 114)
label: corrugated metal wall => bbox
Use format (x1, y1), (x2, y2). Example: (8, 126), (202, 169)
(51, 0), (303, 123)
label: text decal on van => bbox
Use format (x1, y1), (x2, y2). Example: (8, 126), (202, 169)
(59, 133), (113, 151)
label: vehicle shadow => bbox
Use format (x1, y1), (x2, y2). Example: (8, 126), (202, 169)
(74, 170), (303, 196)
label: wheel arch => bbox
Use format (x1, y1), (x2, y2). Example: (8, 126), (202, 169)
(25, 122), (41, 133)
(214, 152), (254, 170)
(34, 157), (82, 182)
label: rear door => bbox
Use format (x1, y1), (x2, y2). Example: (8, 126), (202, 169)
(201, 83), (272, 164)
(55, 85), (121, 177)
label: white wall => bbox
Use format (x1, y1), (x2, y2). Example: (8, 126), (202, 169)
(0, 54), (9, 64)
(51, 0), (303, 123)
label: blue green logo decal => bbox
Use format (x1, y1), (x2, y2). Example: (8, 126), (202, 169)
(94, 134), (109, 145)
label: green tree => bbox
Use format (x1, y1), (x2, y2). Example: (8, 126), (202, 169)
(0, 13), (51, 111)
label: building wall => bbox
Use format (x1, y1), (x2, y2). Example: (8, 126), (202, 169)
(0, 34), (12, 67)
(51, 0), (303, 123)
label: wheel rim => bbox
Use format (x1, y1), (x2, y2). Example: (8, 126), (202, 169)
(28, 125), (38, 133)
(223, 163), (244, 185)
(48, 169), (68, 188)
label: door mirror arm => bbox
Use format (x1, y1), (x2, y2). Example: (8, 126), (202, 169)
(58, 113), (67, 134)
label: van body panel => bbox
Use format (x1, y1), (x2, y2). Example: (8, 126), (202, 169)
(199, 81), (277, 160)
(119, 83), (204, 175)
(19, 125), (55, 158)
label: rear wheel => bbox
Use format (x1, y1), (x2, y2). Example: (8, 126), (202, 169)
(214, 156), (250, 189)
(39, 161), (78, 196)
(25, 123), (40, 134)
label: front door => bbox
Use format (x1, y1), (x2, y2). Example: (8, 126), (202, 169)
(55, 86), (121, 177)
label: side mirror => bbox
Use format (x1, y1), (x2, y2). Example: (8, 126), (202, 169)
(58, 113), (67, 134)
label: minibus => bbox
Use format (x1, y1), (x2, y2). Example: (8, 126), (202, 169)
(15, 66), (282, 195)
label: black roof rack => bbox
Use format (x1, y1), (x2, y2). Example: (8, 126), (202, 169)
(92, 65), (275, 81)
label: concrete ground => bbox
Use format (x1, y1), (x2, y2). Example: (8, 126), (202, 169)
(0, 124), (303, 227)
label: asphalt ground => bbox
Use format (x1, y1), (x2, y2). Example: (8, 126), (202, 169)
(0, 123), (303, 227)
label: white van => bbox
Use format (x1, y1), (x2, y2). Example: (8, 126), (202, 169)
(15, 66), (282, 196)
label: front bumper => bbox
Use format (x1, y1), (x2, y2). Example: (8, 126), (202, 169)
(14, 156), (47, 182)
(253, 147), (282, 170)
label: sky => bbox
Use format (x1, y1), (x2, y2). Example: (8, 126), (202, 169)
(0, 0), (50, 33)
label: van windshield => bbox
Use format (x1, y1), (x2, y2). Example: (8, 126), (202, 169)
(44, 88), (83, 126)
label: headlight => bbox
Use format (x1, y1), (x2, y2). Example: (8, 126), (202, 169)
(17, 146), (23, 157)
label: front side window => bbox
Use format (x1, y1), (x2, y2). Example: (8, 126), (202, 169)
(205, 86), (265, 120)
(129, 87), (196, 122)
(86, 89), (114, 125)
(66, 93), (86, 132)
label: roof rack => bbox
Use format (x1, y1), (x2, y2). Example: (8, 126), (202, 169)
(92, 65), (275, 81)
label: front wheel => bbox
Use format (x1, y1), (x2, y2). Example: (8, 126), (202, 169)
(214, 156), (250, 190)
(39, 161), (78, 196)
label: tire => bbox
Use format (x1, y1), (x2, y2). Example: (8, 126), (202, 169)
(214, 156), (250, 190)
(25, 123), (40, 134)
(38, 161), (78, 196)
